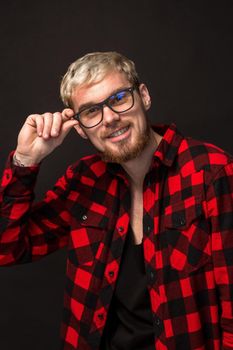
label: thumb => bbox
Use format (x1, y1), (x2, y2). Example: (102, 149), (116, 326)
(60, 118), (79, 140)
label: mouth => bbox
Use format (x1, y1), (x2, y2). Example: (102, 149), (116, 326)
(107, 126), (130, 139)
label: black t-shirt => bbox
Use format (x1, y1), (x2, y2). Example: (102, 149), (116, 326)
(100, 227), (155, 349)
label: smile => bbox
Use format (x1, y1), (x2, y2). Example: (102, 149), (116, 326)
(108, 126), (130, 138)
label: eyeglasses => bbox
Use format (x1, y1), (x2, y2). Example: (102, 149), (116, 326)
(73, 86), (136, 128)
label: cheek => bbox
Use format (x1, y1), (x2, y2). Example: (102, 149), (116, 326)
(87, 132), (104, 148)
(134, 112), (148, 130)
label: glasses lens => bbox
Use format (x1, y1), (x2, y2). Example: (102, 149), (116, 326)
(109, 89), (133, 113)
(79, 105), (102, 128)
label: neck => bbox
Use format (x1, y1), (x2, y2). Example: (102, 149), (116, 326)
(121, 129), (162, 188)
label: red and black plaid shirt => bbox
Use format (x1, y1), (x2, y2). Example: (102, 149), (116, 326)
(1, 123), (233, 350)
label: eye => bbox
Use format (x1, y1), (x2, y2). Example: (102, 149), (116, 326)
(116, 91), (126, 100)
(115, 91), (127, 101)
(87, 106), (100, 114)
(110, 91), (128, 105)
(81, 105), (101, 117)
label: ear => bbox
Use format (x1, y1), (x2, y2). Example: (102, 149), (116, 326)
(73, 123), (88, 139)
(138, 83), (151, 110)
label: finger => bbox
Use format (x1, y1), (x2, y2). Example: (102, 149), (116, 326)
(58, 118), (79, 141)
(35, 115), (44, 137)
(26, 114), (44, 137)
(61, 108), (75, 121)
(51, 112), (63, 137)
(42, 113), (53, 139)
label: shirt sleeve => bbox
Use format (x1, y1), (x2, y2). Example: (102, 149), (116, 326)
(0, 151), (74, 265)
(206, 161), (233, 349)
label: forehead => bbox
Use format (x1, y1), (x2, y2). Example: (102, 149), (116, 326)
(71, 71), (130, 110)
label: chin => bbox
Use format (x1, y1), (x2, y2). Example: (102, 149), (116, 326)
(99, 133), (150, 164)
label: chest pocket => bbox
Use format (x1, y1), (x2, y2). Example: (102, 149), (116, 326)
(163, 196), (211, 274)
(69, 204), (110, 267)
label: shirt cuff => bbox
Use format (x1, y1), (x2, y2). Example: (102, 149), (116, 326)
(0, 151), (40, 195)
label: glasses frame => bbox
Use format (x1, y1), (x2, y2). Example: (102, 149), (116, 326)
(73, 86), (137, 129)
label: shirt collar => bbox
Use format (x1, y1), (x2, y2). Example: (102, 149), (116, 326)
(106, 123), (184, 178)
(152, 123), (184, 167)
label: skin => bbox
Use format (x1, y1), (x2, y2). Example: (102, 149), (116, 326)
(14, 70), (162, 186)
(14, 109), (78, 165)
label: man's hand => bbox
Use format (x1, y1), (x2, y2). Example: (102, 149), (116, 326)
(14, 109), (79, 166)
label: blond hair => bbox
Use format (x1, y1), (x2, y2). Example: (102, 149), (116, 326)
(60, 51), (140, 107)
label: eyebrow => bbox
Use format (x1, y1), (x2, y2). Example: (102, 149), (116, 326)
(78, 86), (131, 112)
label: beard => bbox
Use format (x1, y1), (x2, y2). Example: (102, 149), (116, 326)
(98, 117), (151, 164)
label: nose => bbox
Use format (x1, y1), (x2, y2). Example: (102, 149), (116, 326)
(102, 105), (120, 126)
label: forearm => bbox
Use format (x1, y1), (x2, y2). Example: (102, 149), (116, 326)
(0, 151), (70, 265)
(0, 151), (40, 264)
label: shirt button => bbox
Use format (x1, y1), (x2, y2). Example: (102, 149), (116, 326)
(108, 271), (114, 277)
(148, 269), (156, 285)
(153, 314), (161, 326)
(179, 217), (186, 226)
(152, 315), (164, 335)
(147, 225), (151, 233)
(97, 313), (104, 320)
(117, 226), (124, 233)
(82, 214), (88, 221)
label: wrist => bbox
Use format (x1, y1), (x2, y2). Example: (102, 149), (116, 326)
(13, 152), (40, 167)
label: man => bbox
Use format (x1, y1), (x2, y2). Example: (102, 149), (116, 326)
(0, 51), (233, 350)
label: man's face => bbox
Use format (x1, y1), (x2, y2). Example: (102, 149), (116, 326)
(71, 71), (152, 163)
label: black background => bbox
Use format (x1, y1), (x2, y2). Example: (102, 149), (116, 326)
(0, 1), (233, 349)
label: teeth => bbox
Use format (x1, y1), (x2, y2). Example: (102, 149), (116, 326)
(109, 126), (129, 138)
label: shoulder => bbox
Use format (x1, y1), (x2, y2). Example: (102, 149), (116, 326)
(176, 136), (233, 179)
(65, 153), (108, 180)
